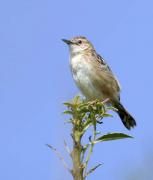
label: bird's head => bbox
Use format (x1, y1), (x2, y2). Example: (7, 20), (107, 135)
(62, 36), (94, 55)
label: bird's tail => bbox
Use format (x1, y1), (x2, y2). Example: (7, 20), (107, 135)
(115, 102), (136, 130)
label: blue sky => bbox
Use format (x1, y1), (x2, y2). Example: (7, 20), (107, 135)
(0, 0), (153, 179)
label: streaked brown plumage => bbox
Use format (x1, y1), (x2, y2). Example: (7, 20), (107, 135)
(62, 36), (136, 130)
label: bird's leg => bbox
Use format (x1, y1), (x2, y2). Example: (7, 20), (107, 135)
(101, 98), (110, 104)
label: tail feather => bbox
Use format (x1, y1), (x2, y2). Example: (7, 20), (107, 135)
(115, 102), (136, 130)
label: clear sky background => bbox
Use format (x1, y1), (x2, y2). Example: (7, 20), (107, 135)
(0, 0), (153, 180)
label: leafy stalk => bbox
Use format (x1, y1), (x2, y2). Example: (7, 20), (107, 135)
(48, 96), (133, 180)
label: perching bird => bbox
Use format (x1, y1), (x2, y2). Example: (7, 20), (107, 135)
(62, 36), (136, 130)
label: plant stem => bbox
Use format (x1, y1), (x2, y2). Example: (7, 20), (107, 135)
(84, 116), (96, 175)
(71, 121), (84, 180)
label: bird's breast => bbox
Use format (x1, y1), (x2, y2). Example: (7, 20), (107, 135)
(70, 54), (103, 100)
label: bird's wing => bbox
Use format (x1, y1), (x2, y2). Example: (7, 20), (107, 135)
(96, 54), (112, 72)
(96, 53), (121, 91)
(90, 53), (121, 101)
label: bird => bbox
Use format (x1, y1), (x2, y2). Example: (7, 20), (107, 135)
(62, 36), (136, 130)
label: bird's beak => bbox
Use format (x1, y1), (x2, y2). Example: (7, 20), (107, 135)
(62, 39), (73, 45)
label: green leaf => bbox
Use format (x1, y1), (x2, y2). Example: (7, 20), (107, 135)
(85, 163), (102, 178)
(106, 106), (118, 111)
(73, 95), (81, 104)
(94, 133), (133, 143)
(102, 113), (113, 117)
(64, 119), (73, 124)
(63, 110), (73, 115)
(63, 102), (74, 107)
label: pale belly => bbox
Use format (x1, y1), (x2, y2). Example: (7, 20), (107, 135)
(70, 55), (103, 100)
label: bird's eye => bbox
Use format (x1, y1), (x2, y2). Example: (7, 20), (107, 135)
(78, 40), (82, 44)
